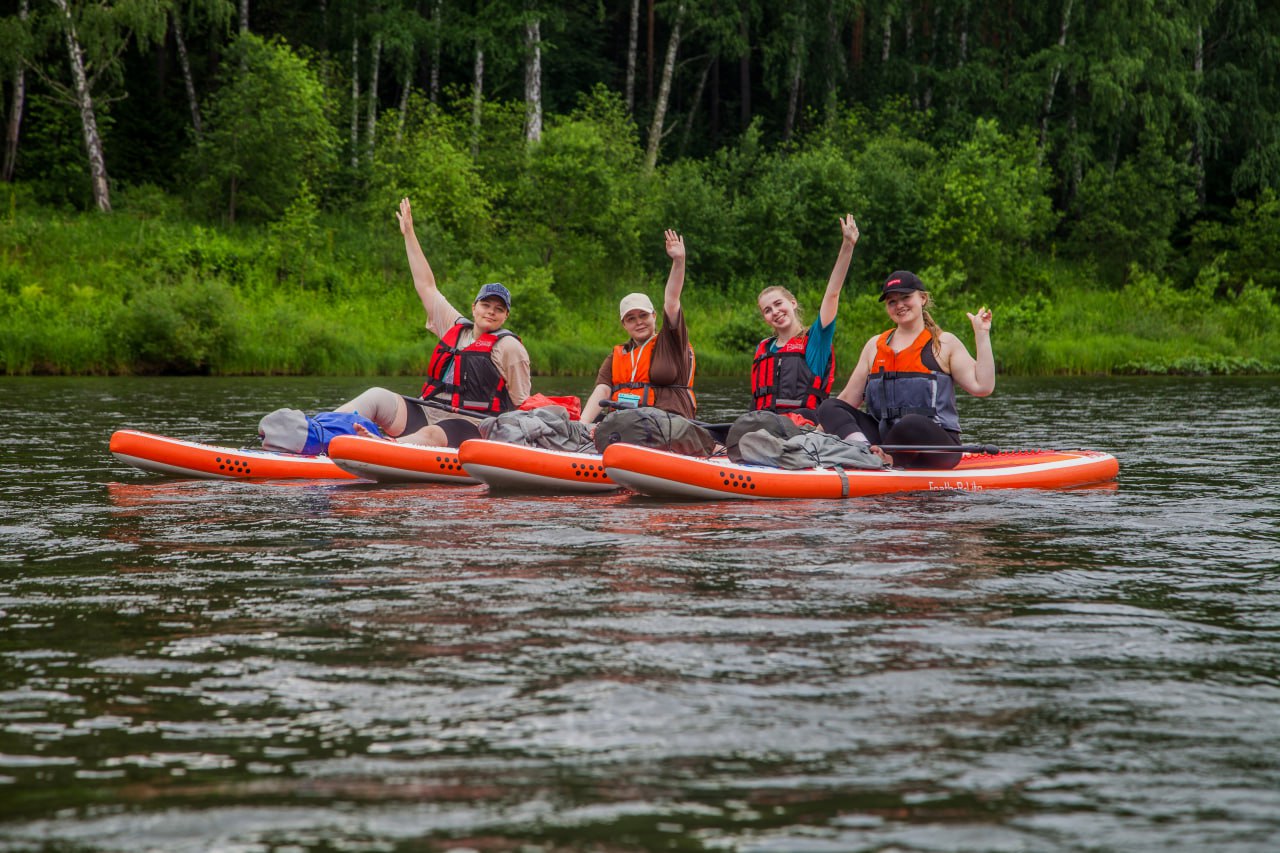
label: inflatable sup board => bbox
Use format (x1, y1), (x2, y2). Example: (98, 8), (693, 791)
(109, 429), (356, 481)
(602, 444), (1119, 499)
(325, 434), (480, 484)
(458, 439), (618, 493)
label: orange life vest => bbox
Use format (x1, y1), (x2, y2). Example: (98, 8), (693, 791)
(865, 329), (960, 432)
(609, 337), (696, 410)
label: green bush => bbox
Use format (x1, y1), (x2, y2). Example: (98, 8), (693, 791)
(1065, 132), (1196, 282)
(924, 119), (1056, 293)
(184, 34), (338, 223)
(119, 279), (242, 374)
(367, 101), (495, 249)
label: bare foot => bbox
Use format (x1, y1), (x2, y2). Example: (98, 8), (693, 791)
(870, 445), (894, 466)
(353, 423), (382, 439)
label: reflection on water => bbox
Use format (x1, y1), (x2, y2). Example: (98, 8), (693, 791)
(1, 375), (1279, 851)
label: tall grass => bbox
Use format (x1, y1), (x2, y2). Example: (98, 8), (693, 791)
(2, 205), (1277, 377)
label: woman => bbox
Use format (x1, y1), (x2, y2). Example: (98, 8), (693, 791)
(750, 214), (859, 422)
(817, 270), (994, 469)
(335, 197), (532, 447)
(579, 229), (696, 425)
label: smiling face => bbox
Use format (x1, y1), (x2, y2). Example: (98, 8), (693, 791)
(621, 309), (656, 344)
(757, 287), (802, 338)
(472, 297), (510, 334)
(883, 290), (927, 327)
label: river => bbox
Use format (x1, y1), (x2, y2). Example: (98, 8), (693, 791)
(1, 375), (1278, 851)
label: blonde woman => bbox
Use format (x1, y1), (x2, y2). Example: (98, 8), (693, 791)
(749, 214), (859, 421)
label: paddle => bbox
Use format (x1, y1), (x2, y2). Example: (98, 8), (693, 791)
(878, 443), (1000, 455)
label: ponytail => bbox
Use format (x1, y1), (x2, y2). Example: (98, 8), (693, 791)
(920, 292), (943, 357)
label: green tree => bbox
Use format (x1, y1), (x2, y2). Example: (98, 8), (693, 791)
(186, 33), (338, 223)
(924, 118), (1056, 290)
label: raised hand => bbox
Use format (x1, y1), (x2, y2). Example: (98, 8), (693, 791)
(966, 305), (993, 334)
(839, 213), (859, 247)
(665, 229), (686, 261)
(395, 197), (414, 238)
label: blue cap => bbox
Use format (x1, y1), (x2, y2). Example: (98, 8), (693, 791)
(474, 282), (511, 310)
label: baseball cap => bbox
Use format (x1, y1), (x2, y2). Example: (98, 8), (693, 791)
(618, 292), (655, 319)
(878, 270), (925, 301)
(474, 282), (511, 310)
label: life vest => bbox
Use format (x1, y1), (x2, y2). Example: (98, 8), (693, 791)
(864, 329), (960, 432)
(750, 334), (834, 412)
(609, 336), (697, 410)
(420, 319), (521, 415)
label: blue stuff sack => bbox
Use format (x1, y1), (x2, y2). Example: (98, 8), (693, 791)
(259, 408), (383, 455)
(305, 412), (383, 455)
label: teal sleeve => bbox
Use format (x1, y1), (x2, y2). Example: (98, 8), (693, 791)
(805, 316), (836, 378)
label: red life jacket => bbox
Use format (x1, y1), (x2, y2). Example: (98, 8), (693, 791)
(609, 337), (697, 410)
(751, 334), (834, 412)
(420, 320), (520, 415)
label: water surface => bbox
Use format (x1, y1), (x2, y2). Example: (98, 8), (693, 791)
(1, 375), (1278, 851)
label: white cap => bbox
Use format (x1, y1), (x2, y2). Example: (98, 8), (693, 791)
(619, 292), (655, 319)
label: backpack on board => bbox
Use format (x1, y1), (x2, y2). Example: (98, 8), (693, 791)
(480, 405), (593, 452)
(726, 410), (885, 471)
(593, 407), (718, 457)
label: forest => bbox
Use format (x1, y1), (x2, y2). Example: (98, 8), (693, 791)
(1, 0), (1278, 377)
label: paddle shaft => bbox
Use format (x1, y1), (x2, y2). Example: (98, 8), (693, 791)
(878, 443), (1000, 455)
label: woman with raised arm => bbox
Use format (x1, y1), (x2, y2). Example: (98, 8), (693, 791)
(817, 270), (995, 469)
(334, 197), (532, 447)
(750, 214), (859, 422)
(579, 229), (697, 425)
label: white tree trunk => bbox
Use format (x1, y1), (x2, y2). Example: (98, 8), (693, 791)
(625, 0), (639, 113)
(881, 11), (892, 62)
(1193, 23), (1205, 204)
(52, 0), (110, 211)
(3, 0), (29, 182)
(350, 33), (360, 168)
(644, 0), (684, 173)
(524, 18), (542, 143)
(171, 10), (202, 138)
(680, 57), (711, 154)
(784, 15), (805, 141)
(396, 68), (410, 145)
(239, 0), (248, 33)
(471, 43), (484, 159)
(1038, 0), (1074, 159)
(366, 32), (382, 158)
(430, 0), (441, 103)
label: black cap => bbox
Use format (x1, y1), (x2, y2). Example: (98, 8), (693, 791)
(878, 270), (925, 301)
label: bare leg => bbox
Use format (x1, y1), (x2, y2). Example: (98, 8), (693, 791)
(395, 424), (449, 446)
(334, 387), (409, 436)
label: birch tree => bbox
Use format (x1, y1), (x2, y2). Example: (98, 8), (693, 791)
(643, 0), (684, 172)
(2, 0), (30, 182)
(42, 0), (168, 212)
(169, 0), (233, 141)
(523, 10), (542, 143)
(625, 0), (638, 113)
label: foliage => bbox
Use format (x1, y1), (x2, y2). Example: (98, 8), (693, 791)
(5, 0), (1280, 378)
(184, 34), (338, 223)
(118, 277), (242, 374)
(1065, 132), (1198, 282)
(1189, 189), (1280, 293)
(367, 98), (494, 248)
(924, 119), (1057, 293)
